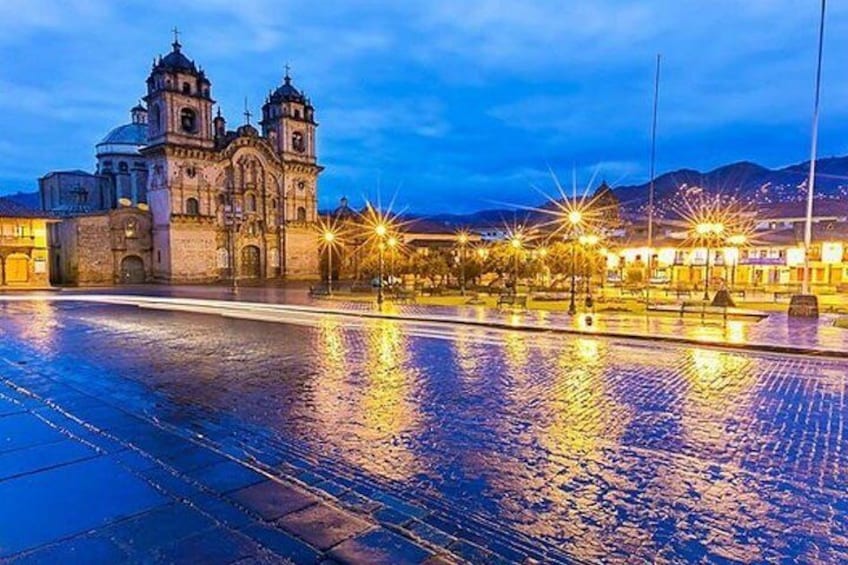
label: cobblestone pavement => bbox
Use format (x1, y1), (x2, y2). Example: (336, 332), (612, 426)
(1, 298), (848, 563)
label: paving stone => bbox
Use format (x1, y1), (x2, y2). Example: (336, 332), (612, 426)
(0, 397), (24, 417)
(9, 534), (128, 564)
(0, 456), (167, 557)
(329, 528), (432, 565)
(374, 506), (414, 527)
(189, 459), (265, 494)
(151, 526), (261, 564)
(230, 479), (318, 521)
(0, 438), (97, 482)
(278, 503), (372, 550)
(0, 413), (65, 454)
(240, 523), (322, 563)
(337, 490), (383, 514)
(407, 520), (456, 548)
(161, 444), (230, 473)
(104, 502), (215, 554)
(188, 493), (256, 530)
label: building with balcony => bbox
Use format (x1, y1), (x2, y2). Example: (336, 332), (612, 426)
(0, 199), (54, 288)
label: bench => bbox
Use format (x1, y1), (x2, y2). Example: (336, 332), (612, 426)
(773, 288), (800, 302)
(497, 293), (528, 309)
(308, 284), (331, 297)
(390, 288), (417, 304)
(350, 282), (373, 294)
(664, 287), (693, 298)
(680, 300), (728, 321)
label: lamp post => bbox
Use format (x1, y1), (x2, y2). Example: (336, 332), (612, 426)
(696, 222), (724, 301)
(510, 234), (522, 295)
(387, 236), (398, 287)
(726, 234), (747, 291)
(457, 232), (469, 296)
(322, 229), (336, 295)
(224, 194), (243, 296)
(567, 210), (583, 315)
(580, 234), (600, 308)
(375, 222), (387, 306)
(537, 246), (548, 288)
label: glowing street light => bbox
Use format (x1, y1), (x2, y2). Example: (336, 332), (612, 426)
(579, 234), (600, 308)
(386, 235), (398, 287)
(322, 229), (337, 295)
(457, 230), (470, 296)
(510, 233), (523, 294)
(374, 222), (388, 306)
(566, 212), (585, 316)
(694, 221), (725, 301)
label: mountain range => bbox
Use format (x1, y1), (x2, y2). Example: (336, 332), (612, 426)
(4, 156), (848, 226)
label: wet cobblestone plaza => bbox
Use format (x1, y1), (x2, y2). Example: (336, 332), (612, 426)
(1, 297), (848, 562)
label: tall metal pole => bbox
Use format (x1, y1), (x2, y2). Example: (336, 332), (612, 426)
(327, 246), (333, 296)
(568, 242), (577, 315)
(460, 245), (466, 296)
(803, 0), (826, 296)
(377, 243), (384, 307)
(646, 53), (661, 307)
(703, 245), (711, 301)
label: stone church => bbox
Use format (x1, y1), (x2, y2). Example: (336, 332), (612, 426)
(40, 36), (321, 284)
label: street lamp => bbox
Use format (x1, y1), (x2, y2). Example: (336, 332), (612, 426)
(696, 221), (725, 301)
(567, 210), (583, 315)
(387, 235), (398, 287)
(375, 222), (387, 306)
(224, 194), (243, 296)
(510, 234), (523, 295)
(579, 234), (600, 308)
(457, 231), (469, 296)
(322, 229), (336, 295)
(726, 233), (747, 291)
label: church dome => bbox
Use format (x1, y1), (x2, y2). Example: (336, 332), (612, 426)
(269, 75), (306, 104)
(154, 41), (198, 74)
(96, 121), (148, 157)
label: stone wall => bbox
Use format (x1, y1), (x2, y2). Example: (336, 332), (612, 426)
(285, 226), (319, 279)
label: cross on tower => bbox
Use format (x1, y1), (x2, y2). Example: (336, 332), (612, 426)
(243, 97), (252, 125)
(284, 63), (291, 81)
(172, 26), (181, 47)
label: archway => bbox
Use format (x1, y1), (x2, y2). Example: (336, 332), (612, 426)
(120, 255), (145, 284)
(241, 245), (261, 279)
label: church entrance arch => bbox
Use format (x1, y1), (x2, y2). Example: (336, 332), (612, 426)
(120, 255), (145, 284)
(241, 245), (261, 279)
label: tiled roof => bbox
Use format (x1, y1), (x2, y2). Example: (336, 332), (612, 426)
(0, 198), (53, 219)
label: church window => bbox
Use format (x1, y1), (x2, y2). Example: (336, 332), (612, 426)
(296, 207), (307, 222)
(186, 197), (199, 216)
(182, 82), (191, 94)
(294, 109), (301, 119)
(203, 88), (210, 97)
(292, 132), (305, 153)
(180, 108), (197, 133)
(271, 198), (277, 210)
(119, 161), (129, 173)
(150, 105), (160, 132)
(246, 194), (257, 212)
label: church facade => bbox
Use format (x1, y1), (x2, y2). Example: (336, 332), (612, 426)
(40, 37), (322, 284)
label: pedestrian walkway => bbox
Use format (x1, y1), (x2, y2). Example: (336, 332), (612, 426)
(0, 356), (447, 563)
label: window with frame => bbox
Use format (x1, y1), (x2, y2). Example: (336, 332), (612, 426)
(186, 197), (200, 216)
(180, 108), (198, 133)
(296, 207), (307, 222)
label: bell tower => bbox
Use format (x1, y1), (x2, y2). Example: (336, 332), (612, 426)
(260, 68), (317, 163)
(260, 67), (321, 225)
(144, 31), (214, 149)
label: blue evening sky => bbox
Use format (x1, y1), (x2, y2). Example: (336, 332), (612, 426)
(0, 0), (846, 213)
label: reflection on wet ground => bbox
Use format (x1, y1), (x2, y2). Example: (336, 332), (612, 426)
(2, 299), (847, 562)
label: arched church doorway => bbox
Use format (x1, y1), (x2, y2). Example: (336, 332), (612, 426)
(120, 255), (145, 284)
(241, 245), (261, 279)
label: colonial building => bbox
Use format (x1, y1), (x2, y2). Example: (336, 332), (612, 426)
(0, 198), (53, 288)
(40, 36), (322, 285)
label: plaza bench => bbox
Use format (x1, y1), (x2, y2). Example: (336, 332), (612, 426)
(497, 293), (528, 309)
(390, 288), (417, 304)
(680, 300), (729, 321)
(350, 282), (373, 294)
(308, 284), (331, 297)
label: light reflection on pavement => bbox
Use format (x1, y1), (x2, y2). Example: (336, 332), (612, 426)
(1, 296), (847, 562)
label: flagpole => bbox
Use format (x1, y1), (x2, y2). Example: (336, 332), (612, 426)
(802, 0), (826, 296)
(646, 53), (661, 308)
